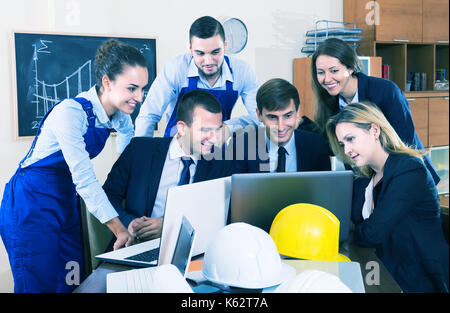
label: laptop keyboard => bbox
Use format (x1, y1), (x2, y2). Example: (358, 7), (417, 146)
(107, 264), (194, 293)
(124, 247), (160, 263)
(126, 268), (156, 293)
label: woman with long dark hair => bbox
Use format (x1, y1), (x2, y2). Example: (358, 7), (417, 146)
(311, 38), (439, 184)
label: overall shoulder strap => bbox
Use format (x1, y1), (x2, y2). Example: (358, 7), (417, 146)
(73, 97), (96, 128)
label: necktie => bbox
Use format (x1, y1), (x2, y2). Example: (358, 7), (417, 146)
(276, 146), (287, 173)
(178, 157), (194, 186)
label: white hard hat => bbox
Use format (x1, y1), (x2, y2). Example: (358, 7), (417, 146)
(274, 270), (352, 293)
(202, 223), (294, 289)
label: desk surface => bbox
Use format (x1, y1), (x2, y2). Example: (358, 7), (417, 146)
(74, 237), (401, 293)
(440, 194), (449, 210)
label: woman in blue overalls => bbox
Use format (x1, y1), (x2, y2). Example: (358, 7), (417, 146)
(0, 39), (148, 292)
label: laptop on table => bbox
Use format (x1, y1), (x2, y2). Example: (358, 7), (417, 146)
(106, 215), (196, 293)
(95, 234), (161, 268)
(96, 176), (230, 269)
(230, 171), (354, 243)
(159, 176), (231, 265)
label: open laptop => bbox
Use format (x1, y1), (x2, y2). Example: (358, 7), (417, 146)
(106, 215), (196, 293)
(96, 176), (230, 268)
(96, 235), (161, 267)
(159, 176), (231, 265)
(230, 171), (353, 243)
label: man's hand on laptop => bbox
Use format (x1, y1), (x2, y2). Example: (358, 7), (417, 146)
(128, 217), (163, 242)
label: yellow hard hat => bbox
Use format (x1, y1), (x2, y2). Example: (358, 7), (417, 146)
(269, 203), (350, 262)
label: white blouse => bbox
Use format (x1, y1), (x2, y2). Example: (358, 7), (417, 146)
(362, 177), (375, 220)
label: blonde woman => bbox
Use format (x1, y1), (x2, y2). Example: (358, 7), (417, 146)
(326, 102), (448, 293)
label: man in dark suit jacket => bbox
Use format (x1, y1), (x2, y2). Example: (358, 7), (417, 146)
(227, 78), (331, 173)
(103, 90), (229, 242)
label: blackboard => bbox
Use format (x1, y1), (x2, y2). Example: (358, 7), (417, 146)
(13, 32), (157, 138)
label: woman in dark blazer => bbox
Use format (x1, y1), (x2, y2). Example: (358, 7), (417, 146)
(310, 38), (439, 185)
(326, 102), (448, 293)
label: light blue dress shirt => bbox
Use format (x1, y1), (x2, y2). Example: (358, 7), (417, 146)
(339, 88), (359, 109)
(265, 132), (298, 173)
(135, 53), (261, 137)
(150, 136), (197, 218)
(21, 86), (134, 223)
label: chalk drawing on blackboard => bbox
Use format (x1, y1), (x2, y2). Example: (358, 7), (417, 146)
(13, 32), (157, 138)
(31, 41), (93, 119)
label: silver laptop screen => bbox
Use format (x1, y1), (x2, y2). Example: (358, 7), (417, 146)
(171, 216), (195, 275)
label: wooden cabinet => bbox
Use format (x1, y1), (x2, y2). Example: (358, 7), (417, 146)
(342, 0), (449, 149)
(345, 0), (449, 96)
(429, 96), (449, 146)
(375, 43), (407, 90)
(293, 57), (314, 120)
(408, 97), (429, 147)
(423, 0), (449, 43)
(375, 0), (423, 42)
(407, 93), (449, 147)
(293, 57), (381, 120)
(344, 0), (448, 43)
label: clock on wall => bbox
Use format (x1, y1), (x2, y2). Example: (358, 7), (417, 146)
(222, 18), (248, 54)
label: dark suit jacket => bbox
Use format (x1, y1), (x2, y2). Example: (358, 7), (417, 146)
(297, 115), (319, 134)
(329, 72), (439, 184)
(103, 137), (230, 228)
(228, 127), (331, 173)
(352, 153), (449, 293)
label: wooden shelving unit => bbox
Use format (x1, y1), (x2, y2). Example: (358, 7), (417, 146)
(361, 41), (447, 94)
(343, 0), (449, 148)
(292, 1), (448, 149)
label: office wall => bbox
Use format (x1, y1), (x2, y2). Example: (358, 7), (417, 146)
(0, 0), (343, 292)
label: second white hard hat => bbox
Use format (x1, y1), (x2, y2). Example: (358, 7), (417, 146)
(274, 270), (352, 293)
(202, 223), (295, 289)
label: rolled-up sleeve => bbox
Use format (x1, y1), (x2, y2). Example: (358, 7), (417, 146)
(224, 60), (262, 134)
(135, 59), (180, 137)
(114, 114), (134, 153)
(47, 102), (119, 224)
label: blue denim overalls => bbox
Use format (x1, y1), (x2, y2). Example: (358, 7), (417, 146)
(164, 56), (239, 137)
(0, 97), (111, 292)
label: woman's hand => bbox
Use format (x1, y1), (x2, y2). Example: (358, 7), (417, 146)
(106, 217), (134, 250)
(113, 229), (134, 250)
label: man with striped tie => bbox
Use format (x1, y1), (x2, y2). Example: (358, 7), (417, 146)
(103, 90), (230, 244)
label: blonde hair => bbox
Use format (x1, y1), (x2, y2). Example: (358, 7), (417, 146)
(325, 102), (424, 177)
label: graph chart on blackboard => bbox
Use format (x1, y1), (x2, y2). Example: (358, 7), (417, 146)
(13, 32), (156, 137)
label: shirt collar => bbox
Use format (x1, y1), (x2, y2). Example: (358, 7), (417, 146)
(339, 88), (359, 109)
(87, 86), (124, 127)
(169, 135), (198, 164)
(265, 130), (296, 156)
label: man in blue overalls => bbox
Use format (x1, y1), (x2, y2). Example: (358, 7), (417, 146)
(135, 16), (261, 139)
